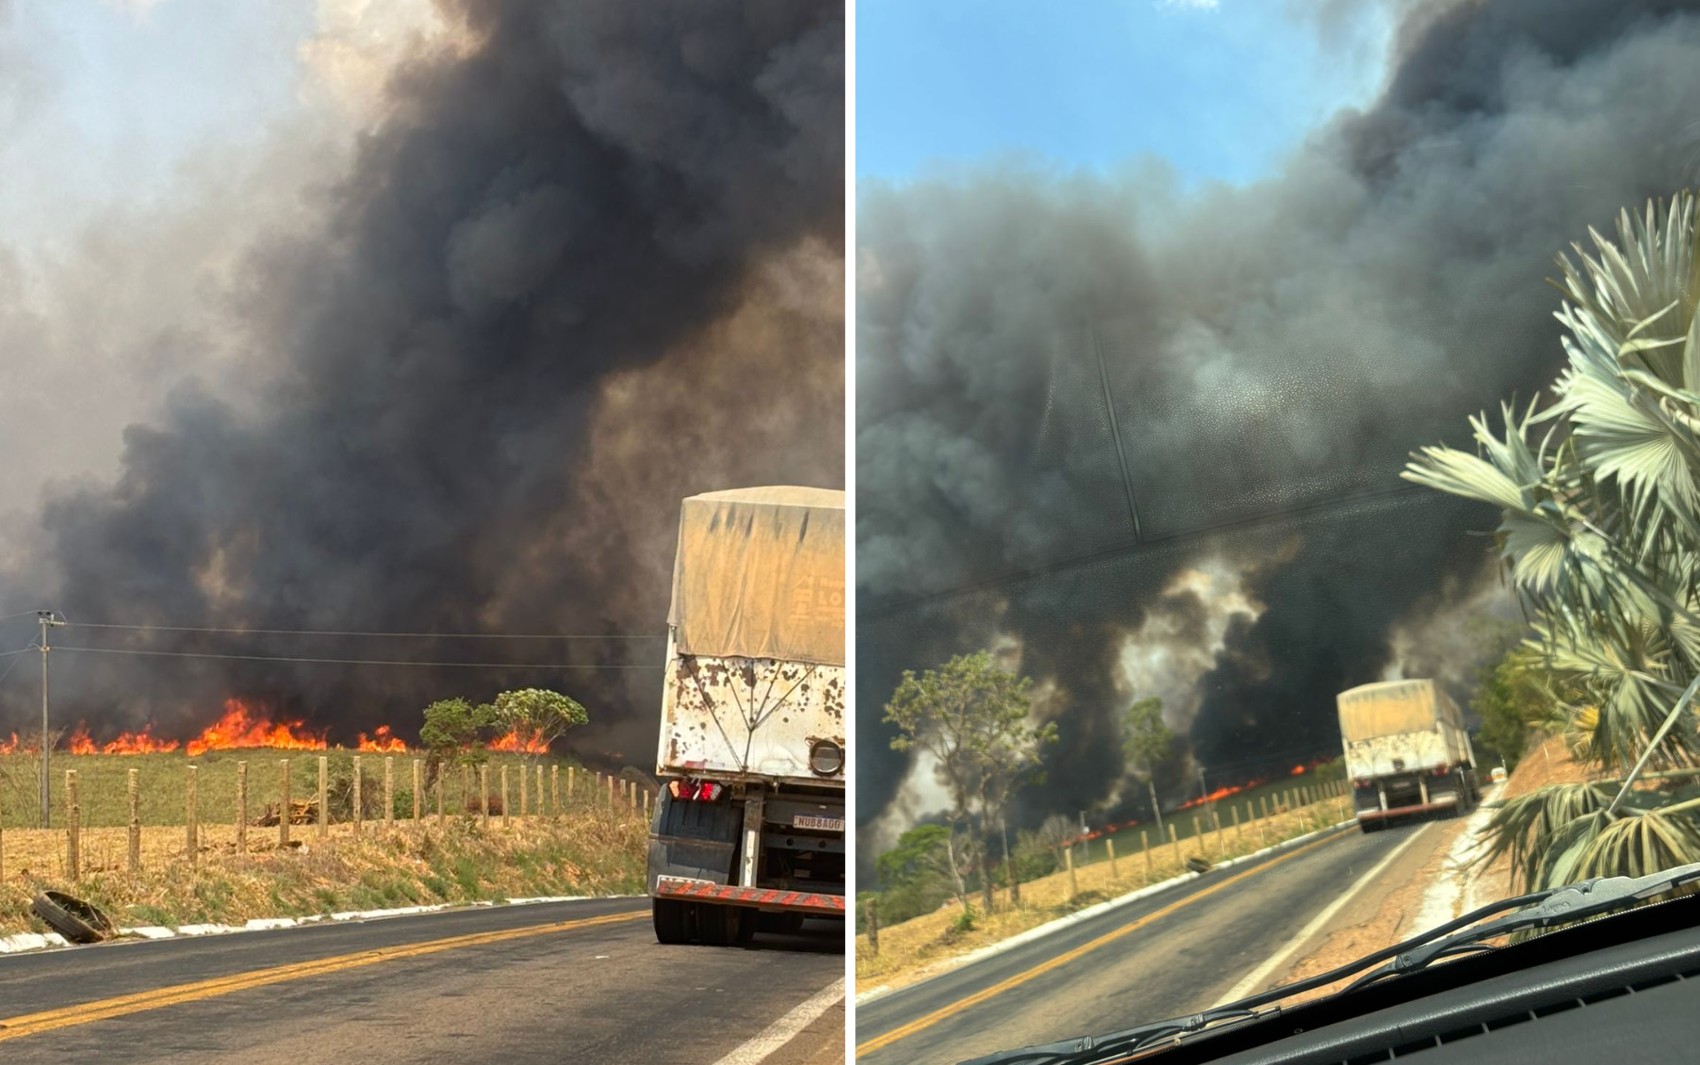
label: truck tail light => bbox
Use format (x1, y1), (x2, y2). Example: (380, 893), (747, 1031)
(1351, 778), (1371, 790)
(668, 780), (723, 802)
(1430, 764), (1450, 777)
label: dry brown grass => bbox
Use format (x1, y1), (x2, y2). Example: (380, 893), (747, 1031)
(855, 793), (1354, 994)
(0, 808), (648, 937)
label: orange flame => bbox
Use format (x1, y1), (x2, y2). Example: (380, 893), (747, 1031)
(355, 725), (409, 752)
(488, 727), (549, 754)
(1291, 764), (1306, 776)
(185, 698), (327, 756)
(1, 731), (27, 754)
(1177, 783), (1246, 811)
(98, 725), (182, 754)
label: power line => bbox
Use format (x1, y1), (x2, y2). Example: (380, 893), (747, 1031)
(64, 622), (663, 639)
(53, 645), (662, 670)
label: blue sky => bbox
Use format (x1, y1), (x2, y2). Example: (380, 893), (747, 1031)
(0, 1), (314, 247)
(857, 0), (1395, 186)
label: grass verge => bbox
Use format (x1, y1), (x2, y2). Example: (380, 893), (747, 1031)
(0, 807), (646, 938)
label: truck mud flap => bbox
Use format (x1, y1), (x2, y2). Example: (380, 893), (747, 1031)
(652, 876), (846, 917)
(647, 791), (740, 892)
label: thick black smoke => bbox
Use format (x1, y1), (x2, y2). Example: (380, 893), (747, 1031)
(857, 0), (1700, 842)
(0, 0), (843, 766)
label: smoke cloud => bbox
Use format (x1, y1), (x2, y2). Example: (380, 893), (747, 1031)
(857, 0), (1700, 844)
(0, 0), (843, 767)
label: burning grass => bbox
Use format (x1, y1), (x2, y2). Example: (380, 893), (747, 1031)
(855, 791), (1353, 993)
(0, 807), (647, 937)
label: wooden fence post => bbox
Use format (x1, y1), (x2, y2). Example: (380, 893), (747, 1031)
(1064, 847), (1078, 899)
(352, 755), (364, 835)
(479, 765), (490, 827)
(65, 769), (80, 881)
(1141, 830), (1152, 883)
(128, 768), (140, 872)
(436, 769), (445, 825)
(501, 765), (511, 828)
(551, 764), (560, 815)
(1107, 837), (1119, 880)
(279, 759), (291, 847)
(1260, 795), (1270, 821)
(865, 896), (879, 956)
(566, 765), (575, 804)
(412, 759), (422, 822)
(384, 757), (394, 829)
(1190, 815), (1201, 854)
(318, 756), (329, 840)
(185, 764), (199, 870)
(536, 764), (544, 816)
(1215, 812), (1225, 857)
(517, 764), (528, 817)
(237, 760), (248, 855)
(1168, 823), (1181, 870)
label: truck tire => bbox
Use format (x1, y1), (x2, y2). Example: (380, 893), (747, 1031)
(31, 891), (115, 945)
(653, 898), (693, 945)
(1358, 818), (1384, 834)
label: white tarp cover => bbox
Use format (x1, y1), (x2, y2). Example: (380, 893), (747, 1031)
(668, 486), (845, 667)
(1337, 679), (1461, 740)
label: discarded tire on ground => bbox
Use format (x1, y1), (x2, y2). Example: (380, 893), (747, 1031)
(1185, 856), (1212, 875)
(31, 890), (116, 945)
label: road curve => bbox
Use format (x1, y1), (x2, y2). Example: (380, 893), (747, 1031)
(0, 897), (845, 1065)
(857, 822), (1435, 1065)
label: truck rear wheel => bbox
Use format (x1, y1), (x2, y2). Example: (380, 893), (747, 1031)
(694, 903), (755, 947)
(653, 898), (693, 945)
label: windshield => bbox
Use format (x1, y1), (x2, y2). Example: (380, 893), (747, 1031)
(853, 2), (1700, 1062)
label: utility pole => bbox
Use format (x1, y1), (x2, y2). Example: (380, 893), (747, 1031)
(37, 610), (65, 828)
(1198, 765), (1217, 830)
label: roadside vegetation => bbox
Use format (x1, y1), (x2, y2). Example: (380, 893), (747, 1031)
(0, 805), (645, 937)
(0, 687), (649, 938)
(1406, 191), (1700, 889)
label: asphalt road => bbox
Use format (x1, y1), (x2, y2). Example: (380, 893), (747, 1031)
(856, 822), (1436, 1065)
(0, 897), (846, 1064)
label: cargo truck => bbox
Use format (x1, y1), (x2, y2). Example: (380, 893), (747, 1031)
(1338, 678), (1479, 832)
(647, 486), (847, 945)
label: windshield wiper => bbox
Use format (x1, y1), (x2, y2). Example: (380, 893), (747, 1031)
(957, 860), (1700, 1065)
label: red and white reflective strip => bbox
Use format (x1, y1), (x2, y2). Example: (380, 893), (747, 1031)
(652, 876), (845, 915)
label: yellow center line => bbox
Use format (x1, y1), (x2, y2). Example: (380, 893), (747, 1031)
(0, 909), (645, 1042)
(855, 830), (1348, 1058)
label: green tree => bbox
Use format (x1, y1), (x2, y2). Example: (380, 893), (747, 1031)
(1122, 696), (1174, 845)
(1406, 192), (1700, 890)
(884, 650), (1059, 915)
(491, 688), (589, 765)
(419, 697), (495, 783)
(872, 824), (958, 924)
(1471, 645), (1548, 773)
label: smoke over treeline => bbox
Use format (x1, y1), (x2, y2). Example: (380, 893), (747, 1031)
(857, 0), (1700, 842)
(0, 0), (843, 766)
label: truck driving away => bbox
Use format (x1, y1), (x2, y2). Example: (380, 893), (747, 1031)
(1338, 678), (1479, 832)
(647, 486), (847, 945)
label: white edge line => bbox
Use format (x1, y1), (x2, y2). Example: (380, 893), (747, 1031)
(711, 976), (845, 1065)
(1211, 822), (1430, 1007)
(855, 818), (1357, 1005)
(0, 894), (645, 956)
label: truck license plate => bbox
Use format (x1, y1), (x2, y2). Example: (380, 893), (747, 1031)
(792, 815), (844, 832)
